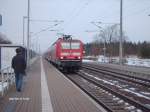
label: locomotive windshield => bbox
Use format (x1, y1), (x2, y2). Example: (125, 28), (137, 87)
(61, 42), (70, 49)
(71, 43), (80, 49)
(61, 42), (80, 49)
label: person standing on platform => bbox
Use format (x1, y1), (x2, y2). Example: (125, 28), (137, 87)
(11, 47), (26, 92)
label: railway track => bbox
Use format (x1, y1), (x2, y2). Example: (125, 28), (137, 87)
(82, 63), (150, 77)
(66, 72), (150, 112)
(82, 64), (150, 88)
(62, 63), (150, 112)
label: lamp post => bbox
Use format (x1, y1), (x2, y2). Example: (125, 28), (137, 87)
(23, 16), (27, 46)
(103, 40), (106, 62)
(119, 0), (123, 65)
(27, 0), (30, 66)
(91, 21), (102, 29)
(85, 28), (107, 62)
(90, 22), (107, 62)
(91, 21), (121, 63)
(99, 30), (106, 62)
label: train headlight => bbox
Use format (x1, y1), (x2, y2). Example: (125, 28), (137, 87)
(78, 56), (81, 59)
(60, 56), (64, 59)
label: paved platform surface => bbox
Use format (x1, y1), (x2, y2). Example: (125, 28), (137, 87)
(0, 57), (105, 112)
(0, 57), (41, 112)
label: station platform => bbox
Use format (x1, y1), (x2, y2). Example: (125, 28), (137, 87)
(0, 57), (105, 112)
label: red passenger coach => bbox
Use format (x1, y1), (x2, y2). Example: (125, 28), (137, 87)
(45, 35), (83, 71)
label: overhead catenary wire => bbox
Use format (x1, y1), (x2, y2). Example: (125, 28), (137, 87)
(112, 6), (150, 21)
(30, 19), (64, 23)
(124, 6), (150, 18)
(96, 0), (150, 22)
(30, 23), (61, 38)
(62, 0), (93, 30)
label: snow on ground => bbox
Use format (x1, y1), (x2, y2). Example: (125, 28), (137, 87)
(0, 82), (8, 92)
(84, 55), (150, 67)
(125, 57), (150, 67)
(81, 70), (150, 101)
(98, 55), (110, 63)
(82, 59), (94, 62)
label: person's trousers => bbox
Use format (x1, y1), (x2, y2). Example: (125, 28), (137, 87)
(15, 73), (24, 91)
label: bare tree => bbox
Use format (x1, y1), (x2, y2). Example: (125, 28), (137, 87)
(92, 24), (128, 62)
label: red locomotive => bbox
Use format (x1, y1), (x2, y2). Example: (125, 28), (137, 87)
(45, 35), (83, 72)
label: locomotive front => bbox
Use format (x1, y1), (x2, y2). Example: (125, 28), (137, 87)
(57, 38), (83, 71)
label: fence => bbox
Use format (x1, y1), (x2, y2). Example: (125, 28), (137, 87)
(0, 66), (15, 96)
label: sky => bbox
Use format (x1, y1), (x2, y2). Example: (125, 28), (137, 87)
(0, 0), (150, 52)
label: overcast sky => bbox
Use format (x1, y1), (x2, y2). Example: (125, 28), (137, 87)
(0, 0), (150, 52)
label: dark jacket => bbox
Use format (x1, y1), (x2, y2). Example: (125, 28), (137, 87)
(11, 54), (26, 74)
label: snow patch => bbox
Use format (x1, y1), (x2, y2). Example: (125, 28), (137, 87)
(0, 82), (8, 92)
(123, 89), (150, 100)
(82, 59), (94, 62)
(96, 55), (150, 67)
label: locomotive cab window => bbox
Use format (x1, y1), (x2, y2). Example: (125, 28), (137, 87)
(61, 42), (70, 49)
(71, 43), (80, 49)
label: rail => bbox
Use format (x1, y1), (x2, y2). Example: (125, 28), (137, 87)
(77, 71), (150, 112)
(0, 67), (15, 96)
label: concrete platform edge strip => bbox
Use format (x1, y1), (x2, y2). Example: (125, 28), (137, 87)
(51, 64), (107, 112)
(41, 57), (53, 112)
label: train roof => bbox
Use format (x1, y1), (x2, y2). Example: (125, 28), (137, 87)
(46, 37), (83, 52)
(52, 37), (82, 45)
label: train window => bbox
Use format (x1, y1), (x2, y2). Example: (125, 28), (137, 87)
(71, 43), (80, 49)
(61, 42), (70, 49)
